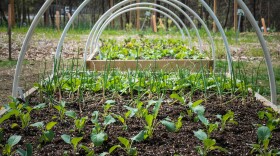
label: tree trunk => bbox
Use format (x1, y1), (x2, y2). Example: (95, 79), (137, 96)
(22, 0), (27, 25)
(9, 0), (15, 26)
(224, 0), (231, 28)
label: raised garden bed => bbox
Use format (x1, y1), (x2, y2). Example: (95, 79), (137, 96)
(86, 38), (213, 71)
(1, 69), (279, 156)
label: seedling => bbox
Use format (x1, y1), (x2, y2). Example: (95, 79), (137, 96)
(53, 101), (67, 120)
(216, 110), (238, 131)
(258, 108), (280, 131)
(109, 137), (137, 156)
(194, 129), (227, 156)
(65, 110), (88, 133)
(30, 121), (57, 144)
(250, 126), (280, 155)
(160, 115), (183, 132)
(1, 135), (22, 156)
(16, 143), (32, 156)
(187, 99), (204, 119)
(198, 115), (219, 137)
(61, 134), (83, 154)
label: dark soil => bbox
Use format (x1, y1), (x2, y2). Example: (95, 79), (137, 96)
(1, 91), (280, 156)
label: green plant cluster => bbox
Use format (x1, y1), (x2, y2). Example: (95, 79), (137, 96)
(98, 38), (206, 60)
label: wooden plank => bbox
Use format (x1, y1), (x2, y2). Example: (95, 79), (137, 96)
(261, 18), (268, 34)
(152, 15), (157, 32)
(255, 92), (279, 113)
(86, 59), (214, 72)
(213, 0), (217, 32)
(55, 11), (60, 31)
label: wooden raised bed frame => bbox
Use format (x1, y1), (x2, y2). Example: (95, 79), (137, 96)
(86, 56), (214, 72)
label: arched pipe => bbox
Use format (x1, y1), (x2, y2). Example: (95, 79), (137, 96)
(12, 0), (54, 97)
(91, 2), (203, 58)
(237, 0), (277, 105)
(84, 0), (216, 71)
(94, 7), (186, 59)
(199, 0), (233, 75)
(53, 0), (91, 74)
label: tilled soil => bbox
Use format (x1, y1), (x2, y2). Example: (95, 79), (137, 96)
(1, 91), (280, 156)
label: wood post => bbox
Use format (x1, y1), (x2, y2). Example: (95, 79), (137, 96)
(136, 0), (140, 30)
(8, 4), (12, 60)
(9, 0), (15, 26)
(261, 18), (268, 34)
(152, 15), (157, 32)
(234, 0), (238, 31)
(213, 0), (217, 32)
(55, 11), (60, 31)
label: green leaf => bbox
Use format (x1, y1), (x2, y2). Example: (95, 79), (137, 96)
(109, 145), (121, 154)
(131, 130), (145, 142)
(30, 122), (44, 129)
(124, 106), (138, 118)
(71, 137), (83, 149)
(26, 143), (32, 156)
(105, 100), (115, 104)
(194, 129), (207, 141)
(43, 131), (55, 142)
(103, 115), (116, 126)
(10, 123), (20, 129)
(65, 111), (77, 119)
(8, 135), (22, 146)
(161, 119), (176, 132)
(257, 126), (271, 142)
(176, 115), (183, 131)
(191, 99), (203, 108)
(0, 109), (20, 124)
(203, 138), (216, 148)
(61, 134), (71, 144)
(33, 103), (46, 110)
(91, 132), (107, 146)
(193, 105), (205, 115)
(170, 93), (184, 104)
(46, 122), (57, 131)
(128, 147), (137, 156)
(198, 115), (209, 126)
(145, 114), (154, 127)
(117, 137), (130, 149)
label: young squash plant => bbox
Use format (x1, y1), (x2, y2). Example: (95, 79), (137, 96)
(65, 110), (88, 133)
(194, 129), (227, 156)
(160, 115), (183, 133)
(61, 134), (83, 154)
(250, 126), (280, 155)
(216, 110), (238, 131)
(53, 101), (67, 120)
(30, 121), (57, 144)
(0, 135), (22, 156)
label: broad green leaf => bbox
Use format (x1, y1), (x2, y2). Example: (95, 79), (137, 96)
(257, 126), (271, 142)
(26, 143), (32, 156)
(198, 115), (209, 126)
(61, 134), (71, 144)
(30, 122), (44, 128)
(194, 129), (207, 141)
(145, 114), (153, 127)
(65, 110), (77, 119)
(10, 123), (20, 129)
(176, 115), (183, 131)
(191, 99), (204, 108)
(16, 149), (27, 156)
(43, 131), (55, 142)
(8, 135), (22, 146)
(193, 105), (205, 115)
(170, 93), (184, 104)
(103, 115), (116, 126)
(161, 120), (176, 132)
(124, 106), (138, 118)
(117, 137), (130, 149)
(71, 137), (83, 149)
(203, 138), (216, 148)
(46, 122), (57, 131)
(0, 109), (20, 124)
(128, 147), (137, 156)
(131, 130), (145, 142)
(147, 100), (157, 108)
(113, 114), (125, 124)
(33, 103), (46, 110)
(105, 100), (115, 104)
(109, 145), (121, 154)
(91, 132), (107, 146)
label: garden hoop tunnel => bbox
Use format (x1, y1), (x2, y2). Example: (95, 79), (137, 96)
(12, 0), (277, 105)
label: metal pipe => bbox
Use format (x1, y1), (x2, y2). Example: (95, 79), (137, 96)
(237, 0), (277, 104)
(12, 0), (54, 97)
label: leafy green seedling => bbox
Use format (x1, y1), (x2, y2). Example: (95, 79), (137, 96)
(65, 110), (88, 133)
(194, 129), (227, 156)
(198, 115), (219, 137)
(109, 137), (137, 156)
(160, 115), (183, 132)
(103, 100), (115, 116)
(53, 101), (67, 120)
(250, 126), (280, 155)
(170, 93), (186, 105)
(216, 110), (238, 131)
(16, 143), (32, 156)
(30, 121), (57, 144)
(1, 135), (22, 156)
(61, 134), (83, 154)
(258, 108), (280, 131)
(187, 99), (204, 119)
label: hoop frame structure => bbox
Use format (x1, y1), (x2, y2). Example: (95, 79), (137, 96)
(12, 0), (277, 105)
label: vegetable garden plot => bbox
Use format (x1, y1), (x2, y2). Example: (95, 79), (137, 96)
(86, 39), (213, 71)
(1, 69), (280, 155)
